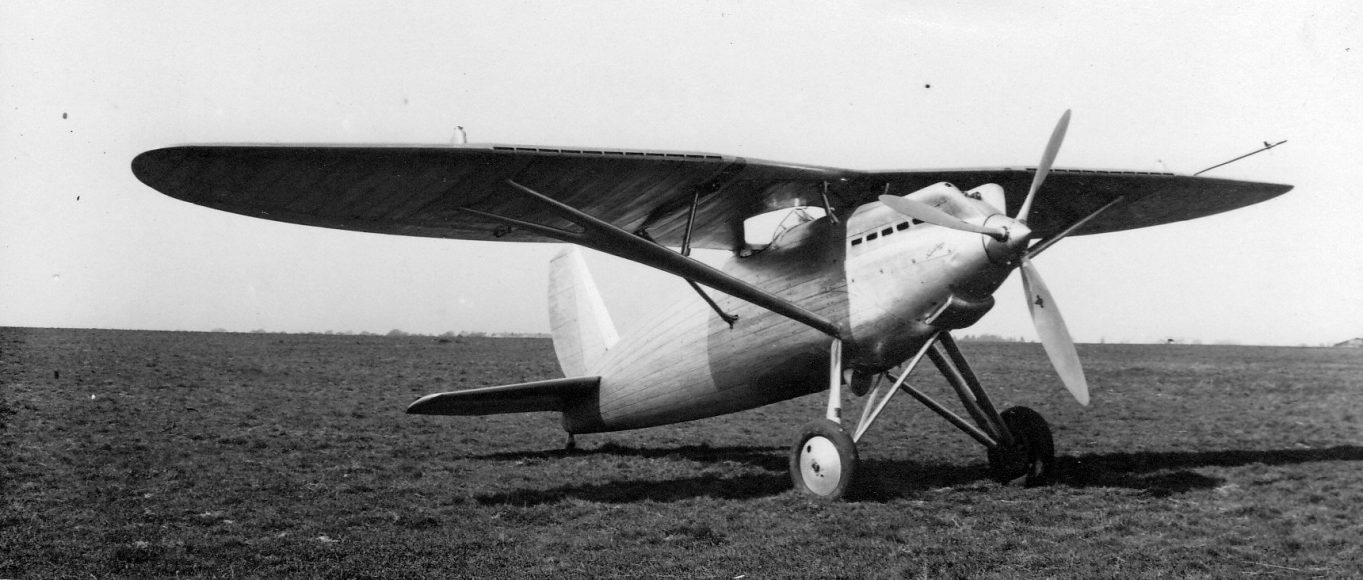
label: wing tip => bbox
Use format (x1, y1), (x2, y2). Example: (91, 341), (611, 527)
(131, 146), (195, 194)
(405, 392), (444, 415)
(129, 148), (163, 187)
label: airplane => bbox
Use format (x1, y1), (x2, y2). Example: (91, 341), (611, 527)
(132, 111), (1291, 499)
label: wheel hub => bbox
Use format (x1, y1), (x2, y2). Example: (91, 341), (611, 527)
(799, 437), (843, 496)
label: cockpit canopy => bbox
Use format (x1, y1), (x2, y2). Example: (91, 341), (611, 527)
(743, 206), (827, 250)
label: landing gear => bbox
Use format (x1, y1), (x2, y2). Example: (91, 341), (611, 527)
(832, 331), (1061, 493)
(987, 406), (1055, 486)
(788, 340), (860, 500)
(789, 419), (858, 500)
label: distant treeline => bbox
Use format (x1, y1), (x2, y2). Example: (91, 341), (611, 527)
(957, 334), (1031, 343)
(223, 328), (552, 339)
(206, 328), (1345, 347)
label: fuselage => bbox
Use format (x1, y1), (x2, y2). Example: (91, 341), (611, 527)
(563, 184), (1018, 433)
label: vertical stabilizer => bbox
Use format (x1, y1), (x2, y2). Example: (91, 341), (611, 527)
(548, 247), (619, 377)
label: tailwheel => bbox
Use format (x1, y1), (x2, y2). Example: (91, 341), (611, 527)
(987, 406), (1055, 487)
(790, 419), (859, 500)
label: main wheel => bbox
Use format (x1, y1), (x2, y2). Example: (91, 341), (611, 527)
(789, 419), (859, 500)
(987, 406), (1055, 487)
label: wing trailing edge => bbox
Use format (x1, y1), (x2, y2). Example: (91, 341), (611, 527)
(406, 376), (600, 416)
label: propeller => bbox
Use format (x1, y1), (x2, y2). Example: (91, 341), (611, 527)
(1019, 258), (1088, 405)
(1016, 109), (1070, 224)
(880, 110), (1090, 405)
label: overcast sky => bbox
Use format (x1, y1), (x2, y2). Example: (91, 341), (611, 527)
(2, 1), (1359, 346)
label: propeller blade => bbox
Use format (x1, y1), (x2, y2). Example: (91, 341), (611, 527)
(1019, 258), (1089, 405)
(878, 195), (1008, 239)
(1015, 110), (1071, 224)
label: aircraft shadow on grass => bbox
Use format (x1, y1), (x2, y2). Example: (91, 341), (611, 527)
(1053, 445), (1363, 498)
(472, 442), (788, 470)
(471, 444), (1363, 506)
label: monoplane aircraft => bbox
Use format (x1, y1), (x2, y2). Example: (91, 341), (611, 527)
(133, 112), (1291, 499)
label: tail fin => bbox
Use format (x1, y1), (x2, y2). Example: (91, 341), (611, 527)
(548, 247), (619, 376)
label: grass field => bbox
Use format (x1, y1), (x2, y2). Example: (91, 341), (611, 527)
(2, 327), (1360, 578)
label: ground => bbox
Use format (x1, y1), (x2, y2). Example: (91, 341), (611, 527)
(1, 328), (1360, 578)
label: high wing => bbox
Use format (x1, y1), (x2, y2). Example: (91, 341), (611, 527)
(855, 168), (1292, 239)
(131, 144), (841, 253)
(132, 144), (1292, 253)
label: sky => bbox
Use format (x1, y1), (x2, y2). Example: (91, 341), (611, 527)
(2, 1), (1359, 346)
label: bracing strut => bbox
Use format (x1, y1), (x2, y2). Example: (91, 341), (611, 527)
(851, 331), (1014, 450)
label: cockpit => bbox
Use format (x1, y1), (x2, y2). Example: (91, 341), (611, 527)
(742, 206), (827, 253)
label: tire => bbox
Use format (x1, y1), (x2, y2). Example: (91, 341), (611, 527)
(987, 406), (1055, 487)
(789, 419), (859, 500)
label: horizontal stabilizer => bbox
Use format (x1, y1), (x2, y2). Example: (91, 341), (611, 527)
(406, 376), (600, 416)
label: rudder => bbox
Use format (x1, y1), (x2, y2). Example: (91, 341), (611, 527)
(548, 246), (619, 376)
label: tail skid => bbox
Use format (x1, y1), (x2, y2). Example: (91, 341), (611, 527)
(548, 246), (619, 377)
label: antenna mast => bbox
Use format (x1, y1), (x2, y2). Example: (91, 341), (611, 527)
(1193, 140), (1286, 176)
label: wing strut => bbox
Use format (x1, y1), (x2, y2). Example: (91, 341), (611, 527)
(680, 190), (701, 257)
(685, 279), (740, 327)
(1025, 196), (1124, 259)
(636, 226), (740, 328)
(464, 180), (842, 339)
(820, 182), (840, 224)
(669, 191), (740, 326)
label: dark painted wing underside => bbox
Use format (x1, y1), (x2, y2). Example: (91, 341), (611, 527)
(133, 144), (1291, 250)
(854, 168), (1292, 238)
(406, 376), (600, 415)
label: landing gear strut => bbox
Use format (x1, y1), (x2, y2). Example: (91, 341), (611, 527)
(790, 340), (860, 500)
(788, 332), (1057, 499)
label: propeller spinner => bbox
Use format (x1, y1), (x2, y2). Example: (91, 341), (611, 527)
(878, 110), (1090, 405)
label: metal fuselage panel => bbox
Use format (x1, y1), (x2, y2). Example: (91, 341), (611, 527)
(563, 218), (846, 433)
(563, 196), (1012, 434)
(842, 200), (1009, 370)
